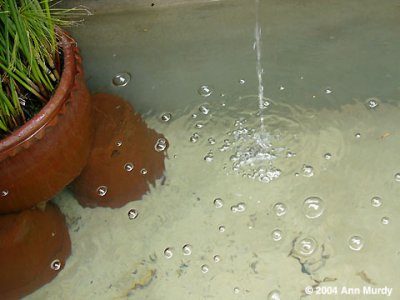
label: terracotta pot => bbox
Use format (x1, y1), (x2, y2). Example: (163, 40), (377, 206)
(0, 32), (93, 214)
(0, 202), (71, 300)
(71, 94), (167, 208)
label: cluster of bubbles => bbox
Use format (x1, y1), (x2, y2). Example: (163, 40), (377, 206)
(230, 202), (246, 213)
(226, 119), (285, 183)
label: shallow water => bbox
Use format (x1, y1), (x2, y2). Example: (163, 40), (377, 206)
(28, 0), (400, 299)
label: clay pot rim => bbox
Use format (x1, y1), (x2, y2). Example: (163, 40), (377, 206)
(0, 30), (76, 153)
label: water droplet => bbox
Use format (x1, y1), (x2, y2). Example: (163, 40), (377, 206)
(201, 264), (209, 273)
(190, 133), (199, 143)
(199, 105), (210, 115)
(124, 162), (134, 172)
(239, 79), (246, 84)
(140, 168), (148, 175)
(128, 209), (138, 220)
(182, 244), (192, 256)
(303, 196), (325, 219)
(198, 85), (213, 97)
(208, 137), (216, 145)
(267, 290), (281, 300)
(155, 138), (168, 152)
(271, 229), (283, 241)
(233, 287), (241, 294)
(160, 113), (172, 122)
(213, 255), (221, 262)
(218, 225), (226, 232)
(381, 216), (390, 225)
(366, 97), (380, 109)
(204, 151), (214, 162)
(50, 259), (61, 271)
(371, 196), (382, 208)
(295, 237), (317, 256)
(1, 190), (9, 197)
(96, 186), (108, 197)
(112, 72), (131, 87)
(163, 248), (173, 259)
(348, 235), (364, 251)
(302, 165), (314, 177)
(394, 173), (400, 182)
(324, 153), (332, 160)
(273, 202), (287, 217)
(116, 141), (123, 147)
(213, 198), (224, 208)
(325, 88), (333, 94)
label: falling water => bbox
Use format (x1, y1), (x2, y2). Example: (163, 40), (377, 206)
(254, 0), (266, 134)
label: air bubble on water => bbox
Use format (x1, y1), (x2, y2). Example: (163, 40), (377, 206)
(267, 290), (281, 300)
(303, 196), (325, 219)
(116, 141), (123, 147)
(201, 264), (209, 273)
(301, 165), (314, 177)
(325, 88), (333, 94)
(163, 248), (173, 259)
(233, 287), (241, 294)
(213, 255), (221, 263)
(371, 196), (382, 208)
(231, 202), (246, 213)
(154, 138), (167, 152)
(1, 190), (9, 197)
(218, 225), (226, 232)
(199, 105), (210, 115)
(124, 162), (134, 172)
(96, 186), (108, 197)
(195, 122), (205, 129)
(192, 113), (198, 119)
(295, 237), (317, 256)
(324, 153), (332, 160)
(204, 151), (214, 162)
(213, 198), (224, 208)
(279, 86), (285, 91)
(182, 244), (192, 256)
(381, 217), (390, 225)
(366, 97), (380, 109)
(394, 173), (400, 182)
(160, 113), (172, 122)
(239, 79), (246, 84)
(190, 133), (199, 143)
(348, 235), (364, 251)
(198, 85), (213, 97)
(271, 229), (283, 241)
(273, 202), (287, 217)
(355, 133), (361, 138)
(208, 137), (216, 145)
(50, 259), (61, 271)
(286, 151), (296, 158)
(112, 72), (131, 87)
(140, 168), (148, 175)
(128, 209), (138, 220)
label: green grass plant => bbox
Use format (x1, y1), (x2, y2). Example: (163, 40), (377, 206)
(0, 0), (89, 137)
